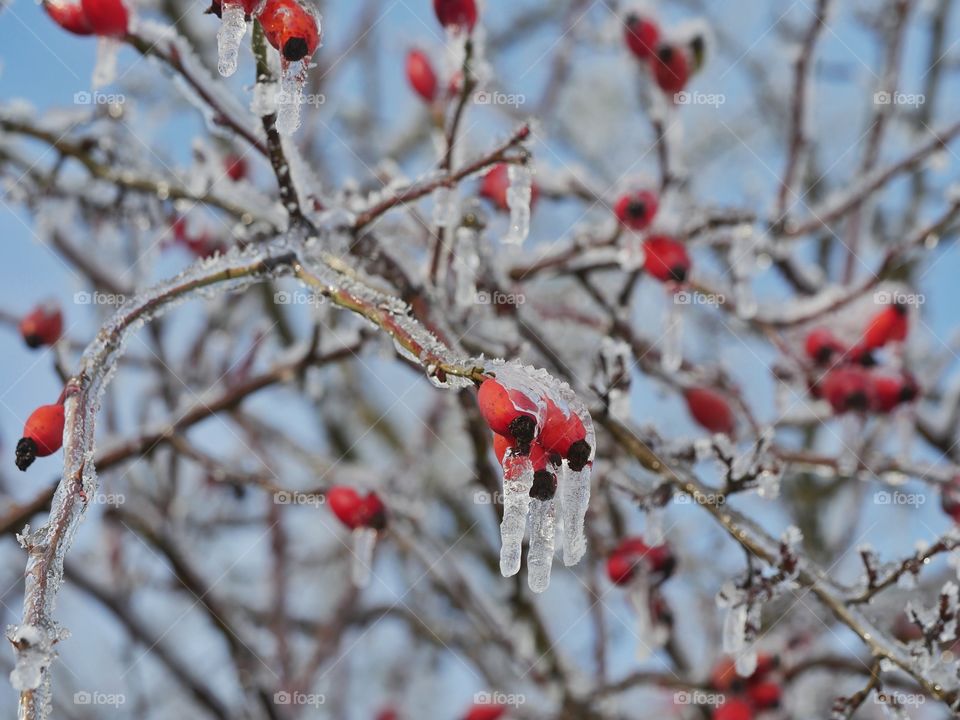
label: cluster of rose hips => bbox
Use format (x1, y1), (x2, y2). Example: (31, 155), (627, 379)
(613, 188), (692, 286)
(710, 655), (782, 720)
(623, 12), (704, 96)
(804, 301), (916, 415)
(405, 0), (477, 103)
(477, 377), (591, 501)
(326, 486), (387, 531)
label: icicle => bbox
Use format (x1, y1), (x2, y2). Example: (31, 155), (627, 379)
(276, 61), (306, 136)
(838, 413), (862, 476)
(217, 3), (247, 77)
(732, 225), (757, 319)
(895, 406), (913, 463)
(453, 226), (480, 308)
(559, 461), (590, 566)
(504, 164), (533, 246)
(91, 37), (120, 89)
(350, 526), (377, 588)
(433, 186), (456, 228)
(526, 498), (556, 593)
(661, 286), (683, 373)
(627, 573), (668, 659)
(722, 604), (747, 654)
(500, 453), (534, 577)
(735, 647), (758, 677)
(644, 505), (666, 545)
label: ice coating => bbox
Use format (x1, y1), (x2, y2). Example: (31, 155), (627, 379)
(351, 526), (377, 588)
(453, 226), (480, 308)
(483, 359), (595, 585)
(661, 290), (683, 373)
(627, 573), (668, 659)
(217, 3), (247, 77)
(432, 186), (457, 228)
(526, 498), (556, 593)
(500, 453), (534, 577)
(504, 163), (533, 246)
(91, 37), (119, 89)
(277, 62), (307, 136)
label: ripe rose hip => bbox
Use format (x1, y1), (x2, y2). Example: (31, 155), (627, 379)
(653, 44), (690, 95)
(258, 0), (320, 62)
(863, 301), (908, 350)
(225, 154), (248, 181)
(43, 0), (93, 34)
(710, 654), (778, 692)
(614, 190), (658, 231)
(480, 164), (540, 212)
(643, 235), (690, 283)
(821, 367), (873, 413)
(492, 434), (557, 500)
(16, 402), (66, 471)
(80, 0), (128, 37)
(462, 703), (505, 720)
(433, 0), (477, 32)
(327, 486), (387, 530)
(537, 400), (592, 472)
(19, 303), (63, 349)
(747, 680), (781, 709)
(804, 327), (845, 365)
(477, 378), (539, 450)
(606, 537), (675, 586)
(683, 387), (735, 436)
(712, 698), (753, 720)
(623, 14), (659, 61)
(869, 371), (918, 413)
(406, 49), (438, 103)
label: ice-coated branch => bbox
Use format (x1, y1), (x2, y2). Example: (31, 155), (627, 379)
(850, 531), (960, 604)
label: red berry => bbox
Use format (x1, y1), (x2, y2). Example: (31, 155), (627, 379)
(537, 400), (591, 472)
(747, 681), (781, 709)
(821, 367), (873, 413)
(606, 537), (674, 585)
(16, 402), (66, 471)
(623, 14), (659, 61)
(80, 0), (128, 37)
(643, 235), (690, 283)
(653, 45), (690, 95)
(406, 49), (438, 103)
(477, 378), (539, 449)
(804, 327), (845, 366)
(225, 154), (248, 181)
(43, 0), (93, 34)
(892, 611), (924, 643)
(614, 190), (658, 231)
(462, 704), (505, 720)
(493, 434), (557, 500)
(327, 487), (386, 530)
(941, 476), (960, 523)
(683, 387), (735, 435)
(258, 0), (320, 63)
(375, 711), (399, 720)
(869, 371), (918, 413)
(433, 0), (477, 32)
(19, 303), (63, 349)
(863, 302), (908, 350)
(480, 164), (540, 212)
(712, 698), (753, 720)
(356, 491), (387, 530)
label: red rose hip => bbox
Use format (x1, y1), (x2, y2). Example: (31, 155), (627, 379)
(683, 387), (735, 435)
(258, 0), (320, 62)
(406, 49), (438, 102)
(43, 0), (93, 34)
(653, 45), (690, 95)
(614, 190), (658, 231)
(80, 0), (128, 37)
(433, 0), (477, 32)
(16, 402), (66, 471)
(643, 235), (690, 283)
(537, 400), (592, 472)
(19, 303), (63, 349)
(624, 14), (659, 61)
(477, 378), (539, 450)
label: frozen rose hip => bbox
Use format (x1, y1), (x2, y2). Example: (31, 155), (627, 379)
(16, 402), (66, 471)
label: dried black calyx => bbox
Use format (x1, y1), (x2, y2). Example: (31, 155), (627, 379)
(669, 264), (688, 283)
(22, 334), (41, 349)
(892, 299), (909, 315)
(529, 470), (557, 501)
(627, 200), (647, 219)
(845, 391), (869, 412)
(508, 415), (536, 454)
(900, 383), (919, 403)
(15, 437), (37, 472)
(283, 37), (310, 62)
(566, 440), (592, 472)
(814, 346), (835, 364)
(657, 46), (674, 63)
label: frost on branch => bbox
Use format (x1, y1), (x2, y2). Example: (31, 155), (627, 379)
(504, 163), (533, 246)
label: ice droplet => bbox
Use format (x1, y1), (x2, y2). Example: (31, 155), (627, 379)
(7, 624), (50, 691)
(559, 461), (590, 566)
(453, 226), (480, 308)
(838, 414), (862, 476)
(723, 604), (747, 654)
(217, 3), (247, 77)
(526, 498), (556, 593)
(350, 527), (377, 588)
(504, 164), (533, 246)
(734, 649), (758, 677)
(500, 454), (534, 577)
(661, 290), (683, 373)
(276, 62), (306, 136)
(91, 37), (120, 89)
